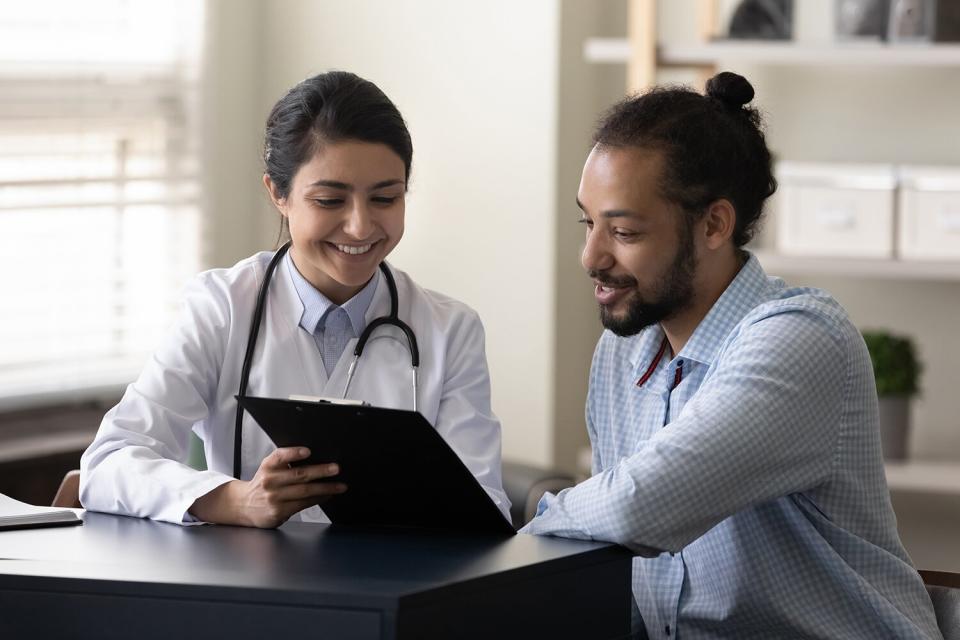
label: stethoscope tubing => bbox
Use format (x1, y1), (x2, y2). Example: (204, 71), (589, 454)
(232, 241), (420, 479)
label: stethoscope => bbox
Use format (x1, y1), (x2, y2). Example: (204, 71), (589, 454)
(233, 240), (420, 478)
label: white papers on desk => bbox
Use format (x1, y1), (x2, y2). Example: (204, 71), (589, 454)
(0, 493), (82, 531)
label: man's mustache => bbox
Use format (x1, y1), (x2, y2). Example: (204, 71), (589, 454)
(588, 270), (637, 288)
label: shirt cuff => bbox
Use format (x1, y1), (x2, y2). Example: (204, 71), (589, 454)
(518, 491), (559, 535)
(175, 472), (234, 525)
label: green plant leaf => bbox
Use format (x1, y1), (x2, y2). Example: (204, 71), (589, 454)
(861, 330), (921, 397)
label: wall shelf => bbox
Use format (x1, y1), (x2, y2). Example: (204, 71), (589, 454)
(753, 250), (960, 282)
(584, 38), (960, 68)
(885, 460), (960, 496)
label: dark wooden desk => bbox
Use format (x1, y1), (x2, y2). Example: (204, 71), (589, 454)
(0, 511), (632, 639)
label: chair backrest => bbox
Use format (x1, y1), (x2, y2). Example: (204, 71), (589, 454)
(501, 461), (576, 529)
(52, 469), (81, 509)
(921, 570), (960, 640)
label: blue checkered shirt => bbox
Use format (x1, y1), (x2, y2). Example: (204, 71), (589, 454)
(286, 253), (378, 375)
(521, 254), (941, 639)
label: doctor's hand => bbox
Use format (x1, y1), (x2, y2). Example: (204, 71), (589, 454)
(189, 447), (347, 528)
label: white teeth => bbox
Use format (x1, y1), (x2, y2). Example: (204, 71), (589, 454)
(335, 243), (373, 255)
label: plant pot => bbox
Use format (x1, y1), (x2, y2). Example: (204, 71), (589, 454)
(878, 396), (911, 461)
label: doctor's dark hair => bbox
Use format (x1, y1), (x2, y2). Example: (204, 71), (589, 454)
(263, 71), (413, 199)
(593, 71), (776, 247)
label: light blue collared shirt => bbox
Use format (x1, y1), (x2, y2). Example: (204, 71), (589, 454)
(285, 253), (379, 376)
(522, 254), (941, 639)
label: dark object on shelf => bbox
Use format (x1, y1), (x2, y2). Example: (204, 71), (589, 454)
(934, 0), (960, 41)
(889, 0), (937, 41)
(728, 0), (794, 40)
(888, 0), (960, 42)
(836, 0), (890, 39)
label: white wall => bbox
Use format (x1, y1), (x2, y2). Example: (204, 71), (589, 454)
(253, 0), (561, 466)
(200, 0), (269, 268)
(552, 0), (631, 472)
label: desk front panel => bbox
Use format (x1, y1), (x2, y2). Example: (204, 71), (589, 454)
(0, 512), (632, 639)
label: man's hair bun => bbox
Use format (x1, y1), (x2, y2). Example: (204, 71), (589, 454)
(705, 71), (755, 109)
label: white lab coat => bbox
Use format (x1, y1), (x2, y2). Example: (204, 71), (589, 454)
(80, 250), (510, 524)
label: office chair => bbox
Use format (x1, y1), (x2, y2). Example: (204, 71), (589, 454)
(52, 469), (81, 509)
(501, 461), (576, 529)
(920, 569), (960, 640)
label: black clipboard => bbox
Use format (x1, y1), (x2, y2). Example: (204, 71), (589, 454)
(236, 395), (515, 536)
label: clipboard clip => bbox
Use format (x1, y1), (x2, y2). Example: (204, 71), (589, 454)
(288, 395), (370, 407)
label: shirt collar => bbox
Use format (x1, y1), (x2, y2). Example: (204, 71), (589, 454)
(677, 251), (770, 367)
(285, 252), (379, 336)
(628, 251), (770, 376)
(628, 323), (667, 372)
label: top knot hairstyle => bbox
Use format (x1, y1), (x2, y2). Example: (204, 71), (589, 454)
(593, 71), (776, 247)
(706, 71), (755, 109)
(263, 71), (413, 200)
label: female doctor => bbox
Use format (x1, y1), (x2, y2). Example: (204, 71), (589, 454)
(80, 71), (510, 528)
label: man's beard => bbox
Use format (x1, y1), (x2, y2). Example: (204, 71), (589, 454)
(591, 225), (697, 338)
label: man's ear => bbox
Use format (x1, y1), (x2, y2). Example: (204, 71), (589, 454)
(262, 174), (287, 214)
(701, 198), (736, 250)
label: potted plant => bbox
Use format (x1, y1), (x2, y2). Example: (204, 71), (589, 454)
(862, 330), (922, 461)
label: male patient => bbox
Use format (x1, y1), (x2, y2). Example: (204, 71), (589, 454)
(521, 72), (942, 639)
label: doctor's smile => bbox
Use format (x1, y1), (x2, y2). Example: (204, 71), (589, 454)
(267, 138), (407, 304)
(332, 242), (375, 255)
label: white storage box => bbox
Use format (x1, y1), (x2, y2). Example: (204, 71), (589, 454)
(898, 165), (960, 261)
(774, 162), (897, 258)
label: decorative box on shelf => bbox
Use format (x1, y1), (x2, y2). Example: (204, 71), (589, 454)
(774, 162), (897, 258)
(898, 165), (960, 260)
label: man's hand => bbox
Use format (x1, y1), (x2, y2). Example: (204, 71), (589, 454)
(189, 447), (347, 528)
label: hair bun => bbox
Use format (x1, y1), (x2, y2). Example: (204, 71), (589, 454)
(705, 71), (754, 109)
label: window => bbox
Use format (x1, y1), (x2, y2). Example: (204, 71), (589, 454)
(0, 2), (205, 409)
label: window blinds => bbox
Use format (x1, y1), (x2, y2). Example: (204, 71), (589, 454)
(0, 2), (205, 409)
